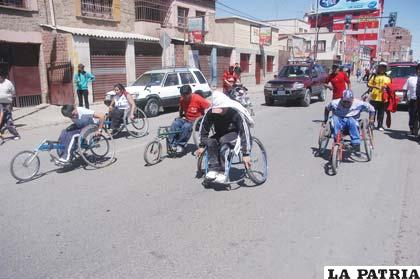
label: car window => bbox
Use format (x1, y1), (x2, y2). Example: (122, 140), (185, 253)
(164, 73), (180, 87)
(279, 66), (310, 78)
(193, 71), (207, 84)
(132, 73), (164, 86)
(389, 66), (417, 78)
(179, 72), (197, 84)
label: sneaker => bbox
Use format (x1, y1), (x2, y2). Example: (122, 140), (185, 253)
(214, 173), (227, 184)
(13, 136), (20, 140)
(176, 145), (184, 153)
(58, 157), (69, 164)
(378, 127), (384, 132)
(205, 171), (218, 180)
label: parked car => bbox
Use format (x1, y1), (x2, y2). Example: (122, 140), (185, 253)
(388, 62), (418, 105)
(104, 67), (212, 117)
(264, 63), (328, 107)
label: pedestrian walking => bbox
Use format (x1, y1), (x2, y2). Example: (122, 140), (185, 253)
(0, 71), (20, 141)
(74, 63), (95, 109)
(234, 62), (242, 81)
(324, 64), (351, 100)
(367, 62), (392, 131)
(403, 63), (420, 136)
(356, 68), (362, 82)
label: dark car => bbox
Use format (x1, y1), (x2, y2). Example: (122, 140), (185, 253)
(388, 62), (418, 105)
(264, 63), (328, 107)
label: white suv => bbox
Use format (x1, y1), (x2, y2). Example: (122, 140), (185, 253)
(104, 67), (212, 117)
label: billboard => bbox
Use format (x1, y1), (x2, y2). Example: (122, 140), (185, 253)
(318, 0), (379, 13)
(188, 17), (205, 44)
(259, 27), (272, 46)
(250, 26), (260, 44)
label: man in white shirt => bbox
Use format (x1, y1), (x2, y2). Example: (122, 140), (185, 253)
(403, 63), (420, 135)
(0, 71), (20, 141)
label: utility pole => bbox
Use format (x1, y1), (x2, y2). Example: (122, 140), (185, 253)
(183, 15), (187, 66)
(314, 0), (320, 61)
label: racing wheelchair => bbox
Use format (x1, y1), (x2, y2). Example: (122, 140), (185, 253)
(105, 107), (149, 138)
(10, 124), (115, 182)
(318, 117), (374, 175)
(196, 136), (268, 190)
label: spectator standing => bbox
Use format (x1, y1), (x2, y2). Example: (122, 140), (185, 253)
(324, 64), (351, 100)
(0, 71), (20, 141)
(234, 63), (242, 80)
(403, 63), (420, 136)
(74, 63), (95, 109)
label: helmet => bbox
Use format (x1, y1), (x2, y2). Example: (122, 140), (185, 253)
(378, 61), (388, 67)
(342, 89), (354, 101)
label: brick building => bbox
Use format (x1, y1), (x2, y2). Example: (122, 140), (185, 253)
(380, 26), (413, 63)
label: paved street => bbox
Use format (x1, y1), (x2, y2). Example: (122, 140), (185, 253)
(1, 81), (420, 279)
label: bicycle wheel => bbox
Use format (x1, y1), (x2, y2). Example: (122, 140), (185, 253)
(361, 120), (373, 161)
(10, 151), (40, 181)
(246, 137), (268, 185)
(125, 108), (149, 138)
(318, 123), (331, 154)
(331, 144), (340, 175)
(79, 125), (115, 168)
(144, 140), (162, 165)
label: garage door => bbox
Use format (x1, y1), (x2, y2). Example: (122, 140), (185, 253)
(90, 40), (126, 102)
(135, 42), (162, 78)
(217, 48), (232, 87)
(192, 46), (212, 84)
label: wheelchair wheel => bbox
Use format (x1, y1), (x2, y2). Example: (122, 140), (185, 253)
(331, 144), (340, 175)
(192, 116), (215, 148)
(10, 151), (40, 181)
(318, 122), (331, 154)
(361, 119), (373, 161)
(125, 108), (149, 138)
(196, 149), (207, 178)
(144, 140), (162, 165)
(78, 125), (115, 168)
(246, 137), (268, 185)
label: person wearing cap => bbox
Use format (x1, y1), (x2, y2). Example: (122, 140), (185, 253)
(368, 62), (392, 131)
(74, 63), (95, 109)
(222, 66), (239, 94)
(324, 89), (375, 153)
(168, 85), (210, 154)
(325, 64), (351, 100)
(57, 105), (105, 164)
(403, 63), (420, 136)
(197, 91), (253, 184)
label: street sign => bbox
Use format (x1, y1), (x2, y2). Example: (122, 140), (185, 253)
(259, 27), (272, 46)
(188, 17), (205, 44)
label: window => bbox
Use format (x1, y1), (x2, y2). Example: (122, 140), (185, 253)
(352, 23), (359, 31)
(317, 40), (326, 52)
(179, 72), (196, 84)
(164, 73), (179, 87)
(240, 53), (250, 73)
(196, 10), (205, 18)
(266, 56), (274, 73)
(0, 0), (26, 8)
(194, 71), (207, 84)
(305, 41), (312, 51)
(132, 73), (165, 86)
(81, 0), (113, 19)
(279, 65), (310, 78)
(135, 0), (170, 24)
(299, 28), (303, 33)
(178, 7), (189, 28)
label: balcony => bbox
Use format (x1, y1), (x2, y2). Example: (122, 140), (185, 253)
(135, 0), (171, 25)
(81, 0), (113, 20)
(0, 0), (27, 9)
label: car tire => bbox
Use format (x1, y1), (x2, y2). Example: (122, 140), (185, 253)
(300, 89), (311, 107)
(144, 98), (160, 118)
(318, 88), (326, 102)
(265, 96), (274, 106)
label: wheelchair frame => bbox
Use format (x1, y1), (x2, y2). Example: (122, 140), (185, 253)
(105, 107), (149, 138)
(143, 126), (183, 166)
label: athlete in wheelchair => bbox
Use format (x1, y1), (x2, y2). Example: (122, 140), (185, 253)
(196, 91), (267, 187)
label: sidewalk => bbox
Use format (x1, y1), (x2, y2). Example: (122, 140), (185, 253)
(12, 84), (265, 131)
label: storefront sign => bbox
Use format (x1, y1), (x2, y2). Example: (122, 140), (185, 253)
(259, 27), (272, 46)
(318, 0), (379, 13)
(188, 17), (205, 44)
(250, 26), (260, 44)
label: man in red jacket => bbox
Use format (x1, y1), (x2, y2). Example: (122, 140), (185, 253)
(222, 66), (238, 94)
(325, 64), (351, 100)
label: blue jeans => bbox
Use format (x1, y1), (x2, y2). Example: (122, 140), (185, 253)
(332, 115), (360, 145)
(168, 118), (193, 147)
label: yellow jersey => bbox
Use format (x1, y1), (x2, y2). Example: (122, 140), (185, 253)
(368, 74), (392, 102)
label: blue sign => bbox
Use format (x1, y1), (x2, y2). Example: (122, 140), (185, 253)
(319, 0), (378, 13)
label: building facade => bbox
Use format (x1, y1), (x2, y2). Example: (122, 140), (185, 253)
(215, 16), (279, 87)
(380, 26), (413, 62)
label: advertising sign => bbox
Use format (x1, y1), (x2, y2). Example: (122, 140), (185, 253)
(259, 27), (272, 46)
(188, 17), (205, 44)
(250, 26), (260, 44)
(318, 0), (379, 13)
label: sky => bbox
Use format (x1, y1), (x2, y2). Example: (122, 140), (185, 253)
(216, 0), (420, 61)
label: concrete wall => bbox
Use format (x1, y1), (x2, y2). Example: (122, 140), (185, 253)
(0, 0), (48, 32)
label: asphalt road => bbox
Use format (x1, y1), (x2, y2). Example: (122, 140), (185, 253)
(1, 81), (420, 279)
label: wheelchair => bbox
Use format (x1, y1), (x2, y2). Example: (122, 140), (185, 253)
(318, 117), (374, 175)
(196, 136), (268, 190)
(105, 107), (149, 138)
(192, 116), (215, 148)
(10, 124), (115, 182)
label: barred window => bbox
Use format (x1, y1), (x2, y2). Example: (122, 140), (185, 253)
(0, 0), (26, 8)
(81, 0), (113, 19)
(135, 0), (170, 24)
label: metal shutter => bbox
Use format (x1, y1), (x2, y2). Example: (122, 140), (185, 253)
(135, 42), (162, 77)
(192, 45), (212, 83)
(217, 48), (232, 87)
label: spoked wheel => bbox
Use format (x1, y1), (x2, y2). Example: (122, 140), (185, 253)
(125, 108), (149, 138)
(144, 140), (162, 166)
(246, 137), (268, 185)
(79, 125), (115, 168)
(361, 119), (374, 161)
(10, 150), (40, 181)
(331, 144), (340, 175)
(196, 149), (206, 178)
(318, 123), (331, 155)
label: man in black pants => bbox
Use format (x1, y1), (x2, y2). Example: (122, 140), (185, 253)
(197, 91), (253, 184)
(403, 63), (420, 136)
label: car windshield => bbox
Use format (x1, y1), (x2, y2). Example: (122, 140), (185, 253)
(389, 66), (417, 78)
(132, 73), (165, 86)
(278, 66), (310, 78)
